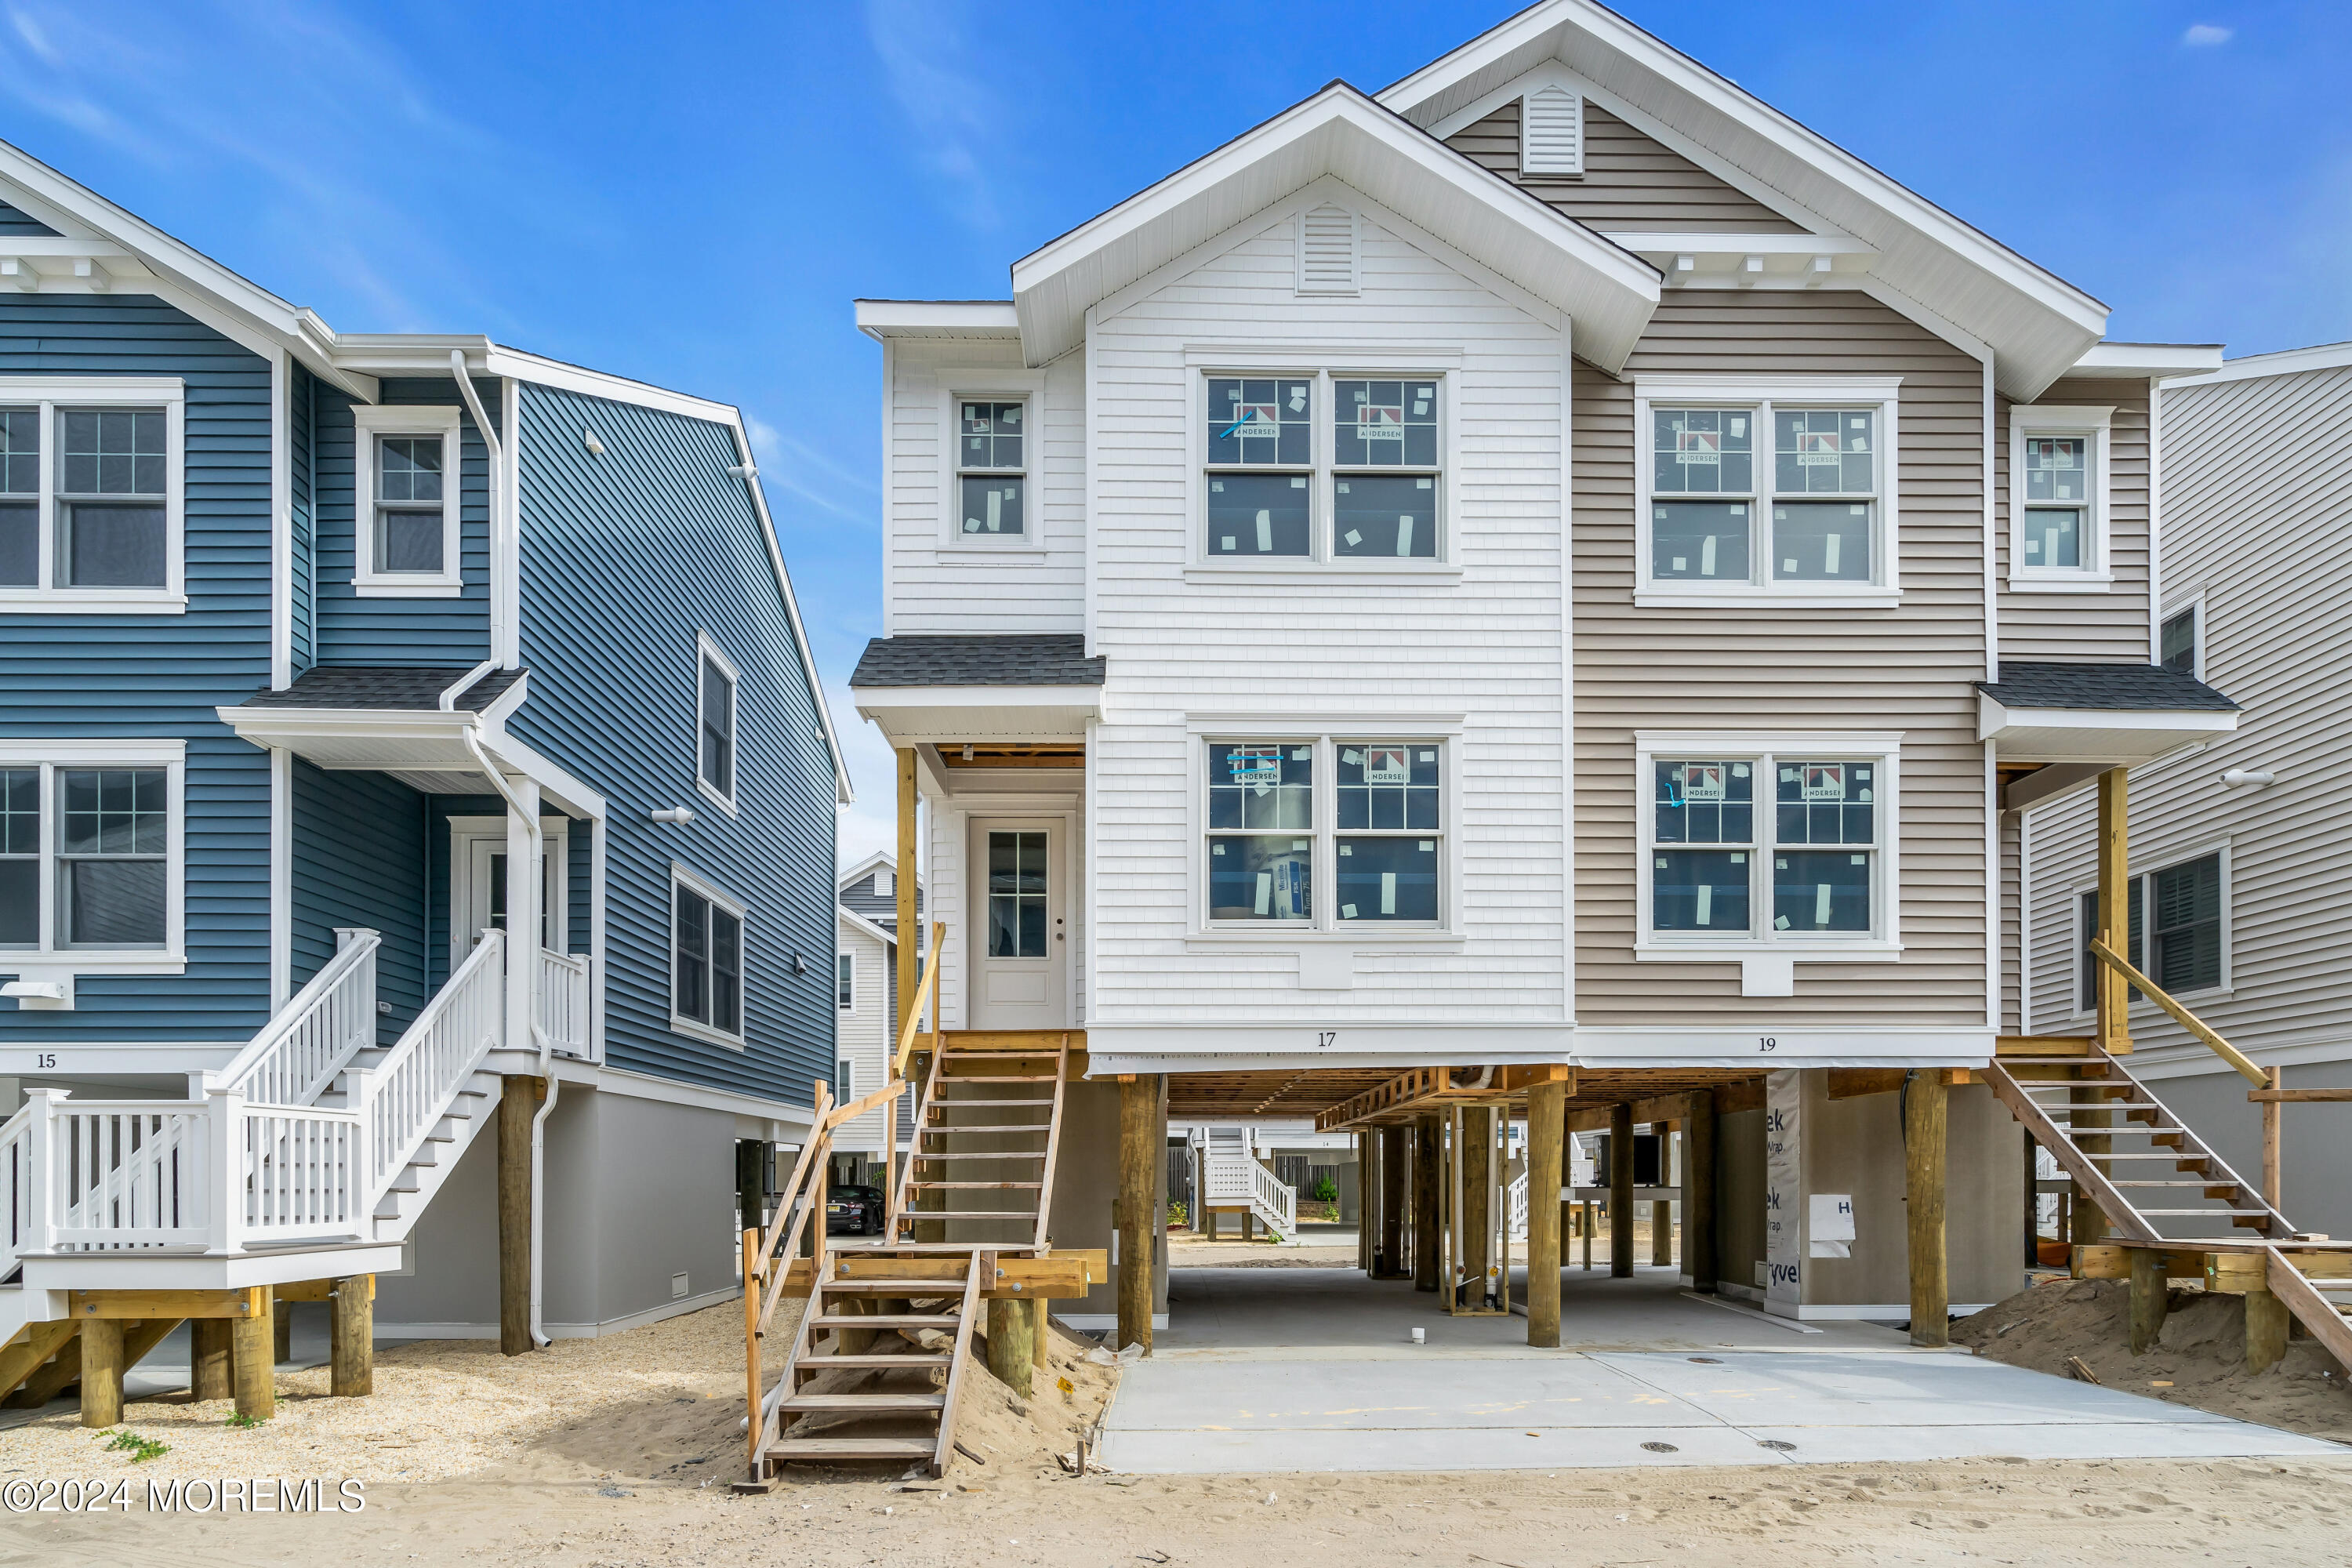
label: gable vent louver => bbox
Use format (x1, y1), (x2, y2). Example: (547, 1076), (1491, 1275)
(1296, 202), (1358, 295)
(1521, 85), (1584, 177)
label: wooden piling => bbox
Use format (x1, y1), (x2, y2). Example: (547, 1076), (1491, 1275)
(1379, 1125), (1407, 1278)
(1413, 1115), (1441, 1292)
(2129, 1247), (2168, 1356)
(190, 1318), (233, 1403)
(1906, 1069), (1950, 1348)
(1686, 1092), (1717, 1291)
(2246, 1287), (2289, 1375)
(330, 1276), (374, 1396)
(273, 1298), (292, 1363)
(2261, 1066), (2283, 1209)
(1650, 1121), (1673, 1267)
(497, 1074), (543, 1356)
(1116, 1074), (1158, 1353)
(1462, 1106), (1494, 1308)
(1525, 1080), (1566, 1348)
(231, 1290), (274, 1420)
(78, 1317), (125, 1428)
(1609, 1102), (1635, 1279)
(985, 1297), (1034, 1397)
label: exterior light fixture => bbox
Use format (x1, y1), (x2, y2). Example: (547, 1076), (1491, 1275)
(651, 807), (696, 825)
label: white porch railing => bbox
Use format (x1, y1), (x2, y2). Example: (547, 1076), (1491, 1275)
(2, 1101), (29, 1276)
(216, 927), (381, 1105)
(235, 1102), (365, 1243)
(1251, 1157), (1296, 1239)
(1508, 1171), (1529, 1240)
(42, 1095), (211, 1255)
(356, 931), (505, 1198)
(535, 946), (592, 1058)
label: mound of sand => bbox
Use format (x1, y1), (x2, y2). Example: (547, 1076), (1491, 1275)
(1955, 1277), (2352, 1441)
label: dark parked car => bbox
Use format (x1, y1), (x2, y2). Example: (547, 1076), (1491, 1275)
(826, 1184), (886, 1236)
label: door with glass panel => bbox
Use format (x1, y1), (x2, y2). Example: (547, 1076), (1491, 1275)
(967, 819), (1065, 1029)
(448, 817), (565, 972)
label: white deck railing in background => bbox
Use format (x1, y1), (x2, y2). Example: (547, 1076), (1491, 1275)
(356, 931), (505, 1198)
(216, 927), (381, 1106)
(535, 947), (592, 1058)
(1250, 1156), (1296, 1239)
(236, 1103), (365, 1243)
(41, 1096), (211, 1254)
(1508, 1171), (1529, 1240)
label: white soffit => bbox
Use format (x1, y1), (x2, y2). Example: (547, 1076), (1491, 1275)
(1009, 83), (1661, 372)
(1377, 0), (2111, 397)
(855, 299), (1023, 340)
(2069, 341), (2225, 381)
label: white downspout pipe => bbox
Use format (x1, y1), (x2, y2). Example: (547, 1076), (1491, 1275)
(448, 350), (515, 670)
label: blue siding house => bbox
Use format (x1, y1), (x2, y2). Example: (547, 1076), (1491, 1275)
(0, 138), (848, 1347)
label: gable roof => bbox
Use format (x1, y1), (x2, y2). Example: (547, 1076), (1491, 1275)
(1010, 81), (1661, 371)
(1378, 0), (2110, 397)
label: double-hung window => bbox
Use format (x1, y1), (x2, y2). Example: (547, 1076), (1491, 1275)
(1200, 369), (1446, 564)
(0, 742), (185, 965)
(2009, 405), (2112, 589)
(2161, 602), (2198, 677)
(0, 378), (186, 612)
(352, 405), (462, 594)
(1202, 735), (1447, 931)
(1635, 378), (1898, 604)
(1639, 735), (1897, 954)
(2078, 851), (2223, 1007)
(956, 399), (1027, 540)
(671, 867), (746, 1046)
(696, 634), (739, 810)
(837, 951), (855, 1011)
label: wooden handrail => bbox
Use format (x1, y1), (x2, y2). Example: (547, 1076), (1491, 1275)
(819, 1077), (906, 1134)
(892, 922), (947, 1081)
(2089, 938), (2265, 1083)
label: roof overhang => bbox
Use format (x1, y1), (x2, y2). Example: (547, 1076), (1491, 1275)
(850, 684), (1103, 747)
(216, 703), (500, 773)
(1008, 82), (1661, 372)
(1377, 0), (2109, 397)
(2162, 339), (2352, 390)
(838, 906), (899, 949)
(2069, 341), (2226, 381)
(854, 300), (1023, 342)
(1976, 697), (2238, 766)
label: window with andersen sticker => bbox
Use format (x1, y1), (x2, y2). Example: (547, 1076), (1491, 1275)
(1647, 750), (1886, 943)
(1203, 372), (1443, 564)
(1204, 737), (1445, 928)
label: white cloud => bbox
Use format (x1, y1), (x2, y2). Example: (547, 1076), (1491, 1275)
(2182, 23), (2234, 45)
(865, 0), (1004, 228)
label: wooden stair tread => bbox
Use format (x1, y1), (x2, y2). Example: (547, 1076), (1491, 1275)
(812, 1312), (962, 1327)
(938, 1075), (1058, 1083)
(896, 1210), (1040, 1221)
(929, 1098), (1057, 1108)
(779, 1393), (946, 1412)
(921, 1124), (1051, 1134)
(909, 1181), (1044, 1189)
(828, 1241), (1043, 1254)
(764, 1437), (937, 1460)
(820, 1278), (967, 1293)
(793, 1353), (954, 1369)
(913, 1150), (1047, 1160)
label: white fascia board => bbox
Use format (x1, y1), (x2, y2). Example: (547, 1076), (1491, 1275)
(854, 299), (1022, 339)
(1008, 82), (1659, 371)
(2068, 342), (2225, 380)
(1976, 695), (2239, 739)
(838, 848), (898, 889)
(1375, 1), (2107, 394)
(2164, 339), (2352, 388)
(839, 906), (898, 950)
(214, 705), (482, 745)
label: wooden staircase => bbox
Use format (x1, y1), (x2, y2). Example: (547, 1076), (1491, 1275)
(894, 1034), (1071, 1250)
(1986, 1035), (2352, 1367)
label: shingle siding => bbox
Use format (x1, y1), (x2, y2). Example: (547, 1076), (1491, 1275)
(507, 381), (835, 1107)
(0, 291), (274, 1042)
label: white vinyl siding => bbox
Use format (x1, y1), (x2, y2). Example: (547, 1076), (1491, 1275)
(1995, 377), (2154, 660)
(833, 916), (896, 1152)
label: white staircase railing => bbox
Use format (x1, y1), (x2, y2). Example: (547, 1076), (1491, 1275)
(43, 1095), (211, 1254)
(1250, 1157), (1296, 1240)
(214, 927), (381, 1106)
(535, 946), (592, 1058)
(234, 1102), (365, 1244)
(356, 931), (505, 1206)
(2, 1101), (30, 1278)
(1508, 1171), (1529, 1240)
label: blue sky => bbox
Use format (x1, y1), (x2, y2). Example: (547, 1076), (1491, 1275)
(2, 1), (2343, 862)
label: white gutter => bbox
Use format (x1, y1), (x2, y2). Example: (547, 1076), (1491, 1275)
(437, 658), (497, 713)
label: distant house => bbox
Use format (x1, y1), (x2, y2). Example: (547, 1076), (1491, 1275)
(833, 852), (923, 1181)
(0, 138), (848, 1371)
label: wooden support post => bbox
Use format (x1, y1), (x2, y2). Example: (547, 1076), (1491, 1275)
(1030, 1298), (1049, 1373)
(1609, 1102), (1635, 1279)
(985, 1297), (1035, 1397)
(1413, 1114), (1440, 1292)
(273, 1298), (292, 1364)
(232, 1289), (274, 1421)
(190, 1318), (233, 1403)
(1116, 1074), (1157, 1354)
(1906, 1069), (1950, 1348)
(2024, 1126), (2042, 1267)
(1241, 1207), (1254, 1243)
(1650, 1121), (1673, 1267)
(2245, 1287), (2290, 1375)
(1200, 1207), (1215, 1243)
(2070, 1085), (2111, 1245)
(1582, 1201), (1595, 1270)
(1463, 1106), (1494, 1308)
(735, 1138), (769, 1239)
(78, 1317), (125, 1428)
(497, 1073), (541, 1356)
(1686, 1093), (1717, 1292)
(1526, 1080), (1565, 1348)
(330, 1276), (373, 1396)
(2261, 1065), (2283, 1210)
(1379, 1125), (1407, 1278)
(1356, 1131), (1371, 1274)
(2129, 1247), (2168, 1356)
(2095, 768), (2132, 1056)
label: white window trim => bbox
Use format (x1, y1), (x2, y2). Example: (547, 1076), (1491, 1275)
(837, 949), (856, 1013)
(0, 376), (188, 615)
(0, 739), (187, 975)
(2007, 404), (2114, 592)
(2160, 589), (2205, 681)
(1632, 375), (1904, 608)
(695, 630), (741, 815)
(1181, 713), (1466, 943)
(2067, 838), (2232, 1018)
(1184, 354), (1464, 575)
(669, 862), (748, 1050)
(935, 372), (1047, 554)
(351, 404), (463, 597)
(1631, 730), (1904, 963)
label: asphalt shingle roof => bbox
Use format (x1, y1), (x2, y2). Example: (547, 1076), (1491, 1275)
(238, 666), (527, 712)
(850, 634), (1105, 688)
(1976, 662), (2238, 713)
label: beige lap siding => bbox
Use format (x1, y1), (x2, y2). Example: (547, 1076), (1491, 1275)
(1994, 377), (2153, 661)
(1446, 99), (1807, 234)
(1573, 291), (1990, 1028)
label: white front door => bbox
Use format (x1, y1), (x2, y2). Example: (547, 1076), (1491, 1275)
(448, 817), (565, 971)
(968, 818), (1065, 1029)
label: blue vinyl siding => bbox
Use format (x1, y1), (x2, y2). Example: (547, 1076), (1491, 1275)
(291, 760), (427, 1044)
(312, 376), (494, 666)
(507, 382), (834, 1107)
(0, 292), (274, 1041)
(0, 201), (59, 236)
(289, 361), (315, 673)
